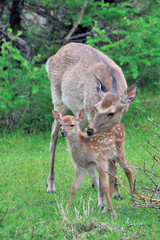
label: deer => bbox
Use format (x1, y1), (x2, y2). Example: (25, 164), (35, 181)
(46, 42), (137, 195)
(52, 109), (134, 219)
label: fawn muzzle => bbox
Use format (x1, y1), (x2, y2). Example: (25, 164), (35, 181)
(61, 129), (67, 137)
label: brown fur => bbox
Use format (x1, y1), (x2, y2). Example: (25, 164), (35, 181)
(101, 94), (120, 109)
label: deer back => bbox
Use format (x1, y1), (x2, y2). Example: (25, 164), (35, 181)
(46, 43), (127, 110)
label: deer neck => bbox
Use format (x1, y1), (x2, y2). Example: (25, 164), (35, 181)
(66, 128), (83, 147)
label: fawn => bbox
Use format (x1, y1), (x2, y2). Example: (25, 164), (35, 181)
(53, 109), (134, 218)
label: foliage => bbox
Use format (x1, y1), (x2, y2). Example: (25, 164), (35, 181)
(122, 87), (160, 127)
(0, 31), (52, 131)
(87, 1), (160, 87)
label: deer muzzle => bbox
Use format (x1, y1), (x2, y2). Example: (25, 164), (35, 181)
(61, 129), (67, 137)
(86, 126), (95, 136)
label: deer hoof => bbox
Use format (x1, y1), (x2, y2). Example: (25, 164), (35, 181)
(113, 194), (123, 201)
(98, 205), (105, 211)
(48, 190), (56, 194)
(47, 181), (56, 194)
(111, 210), (117, 219)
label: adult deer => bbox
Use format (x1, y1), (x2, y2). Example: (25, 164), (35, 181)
(53, 109), (134, 218)
(46, 42), (137, 194)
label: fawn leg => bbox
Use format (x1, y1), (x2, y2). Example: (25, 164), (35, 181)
(98, 167), (117, 219)
(69, 167), (86, 206)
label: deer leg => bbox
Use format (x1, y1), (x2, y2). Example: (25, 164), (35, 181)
(112, 161), (123, 200)
(114, 155), (135, 206)
(108, 161), (117, 199)
(88, 168), (99, 189)
(123, 165), (135, 206)
(47, 120), (60, 194)
(97, 177), (105, 210)
(113, 178), (123, 200)
(98, 168), (117, 218)
(69, 167), (86, 206)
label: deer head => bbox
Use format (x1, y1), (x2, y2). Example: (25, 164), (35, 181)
(52, 109), (85, 137)
(86, 75), (137, 136)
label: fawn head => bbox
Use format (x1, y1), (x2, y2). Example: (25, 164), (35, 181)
(52, 109), (85, 137)
(86, 75), (137, 136)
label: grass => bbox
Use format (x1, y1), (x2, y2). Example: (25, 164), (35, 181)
(0, 94), (160, 239)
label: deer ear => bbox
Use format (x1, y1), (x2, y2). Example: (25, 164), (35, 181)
(93, 74), (108, 97)
(121, 84), (137, 104)
(76, 109), (85, 122)
(52, 110), (63, 122)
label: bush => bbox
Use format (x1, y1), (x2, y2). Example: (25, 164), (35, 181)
(87, 1), (160, 88)
(0, 32), (52, 131)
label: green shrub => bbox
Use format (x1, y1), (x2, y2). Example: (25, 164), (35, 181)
(0, 32), (52, 131)
(87, 1), (160, 88)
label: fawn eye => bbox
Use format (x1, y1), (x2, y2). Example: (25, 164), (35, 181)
(108, 112), (115, 117)
(70, 123), (74, 127)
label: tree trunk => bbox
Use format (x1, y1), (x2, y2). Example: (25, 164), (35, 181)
(9, 0), (24, 31)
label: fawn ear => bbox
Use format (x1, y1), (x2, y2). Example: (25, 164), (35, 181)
(52, 110), (63, 122)
(93, 74), (108, 98)
(76, 109), (85, 122)
(121, 84), (137, 105)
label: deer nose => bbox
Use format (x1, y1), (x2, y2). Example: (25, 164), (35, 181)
(86, 127), (94, 136)
(61, 130), (67, 137)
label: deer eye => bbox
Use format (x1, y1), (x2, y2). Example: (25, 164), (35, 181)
(108, 112), (115, 117)
(70, 123), (74, 127)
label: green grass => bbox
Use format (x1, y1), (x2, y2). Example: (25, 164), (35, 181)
(0, 97), (160, 239)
